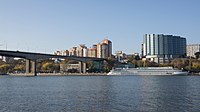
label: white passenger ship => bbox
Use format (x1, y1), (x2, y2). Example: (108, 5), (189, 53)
(107, 67), (188, 75)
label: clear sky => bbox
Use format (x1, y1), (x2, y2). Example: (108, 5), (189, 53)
(0, 0), (200, 54)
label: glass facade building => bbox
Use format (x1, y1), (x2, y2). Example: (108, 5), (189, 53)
(142, 34), (186, 63)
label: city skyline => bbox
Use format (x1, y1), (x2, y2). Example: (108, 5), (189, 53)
(0, 0), (200, 54)
(54, 39), (112, 59)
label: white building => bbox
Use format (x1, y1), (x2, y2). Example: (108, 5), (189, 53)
(187, 44), (200, 58)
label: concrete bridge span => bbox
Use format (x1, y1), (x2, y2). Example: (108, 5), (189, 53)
(0, 50), (105, 76)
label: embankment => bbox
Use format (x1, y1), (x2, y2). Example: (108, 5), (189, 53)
(9, 73), (108, 76)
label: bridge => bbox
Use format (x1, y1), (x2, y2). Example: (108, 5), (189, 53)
(0, 50), (106, 76)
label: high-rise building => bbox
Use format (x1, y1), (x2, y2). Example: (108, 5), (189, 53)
(187, 44), (200, 58)
(76, 44), (87, 57)
(88, 47), (97, 58)
(96, 39), (112, 58)
(61, 38), (112, 58)
(96, 43), (102, 58)
(101, 43), (108, 58)
(102, 39), (112, 58)
(142, 34), (186, 63)
(69, 47), (77, 56)
(63, 50), (69, 56)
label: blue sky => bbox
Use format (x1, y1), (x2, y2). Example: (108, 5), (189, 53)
(0, 0), (200, 54)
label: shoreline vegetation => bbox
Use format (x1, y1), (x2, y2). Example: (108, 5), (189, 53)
(1, 72), (199, 76)
(1, 57), (200, 76)
(7, 73), (108, 76)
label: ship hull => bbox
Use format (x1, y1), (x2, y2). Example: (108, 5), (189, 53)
(107, 67), (188, 76)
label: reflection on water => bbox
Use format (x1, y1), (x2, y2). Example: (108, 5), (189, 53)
(0, 75), (200, 112)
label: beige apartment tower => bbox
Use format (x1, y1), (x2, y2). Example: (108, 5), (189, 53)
(96, 39), (112, 58)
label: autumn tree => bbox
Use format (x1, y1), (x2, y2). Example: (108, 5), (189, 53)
(171, 58), (189, 69)
(0, 64), (10, 74)
(41, 59), (60, 73)
(60, 59), (70, 73)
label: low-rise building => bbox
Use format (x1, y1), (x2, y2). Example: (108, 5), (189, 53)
(187, 44), (200, 58)
(115, 51), (125, 62)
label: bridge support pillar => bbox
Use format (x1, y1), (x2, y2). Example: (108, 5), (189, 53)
(79, 61), (86, 73)
(82, 62), (86, 74)
(32, 60), (37, 76)
(26, 59), (31, 74)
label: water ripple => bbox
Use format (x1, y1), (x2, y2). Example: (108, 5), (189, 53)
(0, 76), (200, 112)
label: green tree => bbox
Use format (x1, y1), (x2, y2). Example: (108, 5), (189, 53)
(106, 58), (116, 70)
(134, 55), (141, 60)
(195, 52), (200, 59)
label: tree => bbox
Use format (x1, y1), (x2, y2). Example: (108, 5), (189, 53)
(14, 64), (25, 72)
(192, 61), (200, 69)
(0, 64), (10, 74)
(131, 60), (137, 67)
(0, 59), (6, 65)
(147, 61), (159, 67)
(42, 59), (60, 73)
(127, 55), (134, 62)
(103, 57), (118, 71)
(136, 60), (144, 67)
(171, 58), (189, 69)
(60, 59), (70, 73)
(134, 55), (141, 60)
(195, 52), (200, 59)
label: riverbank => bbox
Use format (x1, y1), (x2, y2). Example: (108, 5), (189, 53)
(188, 72), (200, 76)
(8, 73), (108, 76)
(4, 72), (200, 76)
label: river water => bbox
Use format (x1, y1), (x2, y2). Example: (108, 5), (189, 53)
(0, 75), (199, 112)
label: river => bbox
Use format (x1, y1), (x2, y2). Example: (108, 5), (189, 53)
(0, 75), (199, 112)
